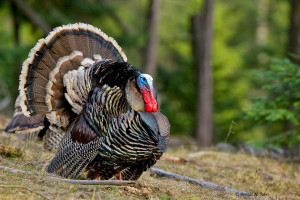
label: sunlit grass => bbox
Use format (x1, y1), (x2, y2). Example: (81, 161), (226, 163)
(0, 133), (299, 200)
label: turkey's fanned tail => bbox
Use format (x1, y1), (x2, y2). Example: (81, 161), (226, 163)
(10, 23), (127, 144)
(19, 23), (127, 118)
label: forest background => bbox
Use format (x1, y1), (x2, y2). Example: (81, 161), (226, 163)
(0, 0), (299, 150)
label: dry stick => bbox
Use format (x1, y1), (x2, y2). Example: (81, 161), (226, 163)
(163, 156), (300, 186)
(0, 165), (32, 175)
(0, 185), (50, 200)
(150, 167), (274, 199)
(0, 165), (137, 186)
(54, 179), (137, 186)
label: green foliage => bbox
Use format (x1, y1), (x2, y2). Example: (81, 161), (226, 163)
(245, 59), (300, 146)
(157, 51), (196, 135)
(0, 0), (295, 146)
(0, 45), (30, 99)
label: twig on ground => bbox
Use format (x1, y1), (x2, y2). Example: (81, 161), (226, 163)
(150, 167), (274, 199)
(162, 156), (300, 186)
(0, 165), (32, 175)
(0, 165), (138, 186)
(0, 184), (50, 200)
(55, 179), (137, 186)
(188, 150), (231, 158)
(161, 156), (188, 163)
(162, 156), (203, 166)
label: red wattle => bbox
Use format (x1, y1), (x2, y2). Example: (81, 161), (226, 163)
(151, 101), (157, 112)
(141, 87), (158, 112)
(145, 104), (153, 112)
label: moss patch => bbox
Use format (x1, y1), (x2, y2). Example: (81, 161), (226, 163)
(0, 144), (22, 158)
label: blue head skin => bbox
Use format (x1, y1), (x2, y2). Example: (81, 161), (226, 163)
(136, 74), (157, 112)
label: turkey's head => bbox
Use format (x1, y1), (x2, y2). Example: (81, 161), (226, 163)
(137, 74), (157, 112)
(126, 73), (158, 112)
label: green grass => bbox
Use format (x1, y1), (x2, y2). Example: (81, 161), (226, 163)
(0, 133), (299, 200)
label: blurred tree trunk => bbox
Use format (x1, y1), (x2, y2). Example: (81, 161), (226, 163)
(256, 0), (268, 45)
(192, 0), (213, 147)
(10, 1), (21, 101)
(284, 0), (300, 132)
(287, 0), (300, 65)
(11, 0), (51, 35)
(98, 0), (131, 34)
(11, 2), (20, 46)
(143, 0), (160, 78)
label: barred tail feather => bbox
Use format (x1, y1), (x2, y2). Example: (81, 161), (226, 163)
(19, 23), (127, 117)
(5, 95), (46, 135)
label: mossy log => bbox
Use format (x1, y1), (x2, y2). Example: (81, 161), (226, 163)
(0, 144), (22, 157)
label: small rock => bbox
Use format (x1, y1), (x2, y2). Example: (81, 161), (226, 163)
(268, 146), (284, 159)
(120, 186), (139, 195)
(77, 187), (90, 192)
(166, 189), (174, 196)
(78, 194), (86, 199)
(215, 142), (237, 153)
(139, 187), (152, 197)
(239, 143), (257, 155)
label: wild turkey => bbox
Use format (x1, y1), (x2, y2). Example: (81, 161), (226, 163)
(6, 23), (170, 180)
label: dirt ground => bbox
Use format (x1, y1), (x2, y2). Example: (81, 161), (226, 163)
(0, 131), (299, 200)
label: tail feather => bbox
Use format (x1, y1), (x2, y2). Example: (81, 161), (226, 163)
(46, 51), (84, 113)
(20, 23), (127, 117)
(8, 23), (129, 152)
(80, 25), (92, 58)
(4, 113), (45, 134)
(5, 95), (46, 134)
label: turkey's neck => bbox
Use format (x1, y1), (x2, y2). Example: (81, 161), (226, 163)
(125, 79), (145, 111)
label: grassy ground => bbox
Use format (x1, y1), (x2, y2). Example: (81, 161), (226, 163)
(0, 132), (299, 200)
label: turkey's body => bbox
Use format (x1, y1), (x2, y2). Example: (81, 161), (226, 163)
(5, 23), (170, 180)
(49, 110), (168, 179)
